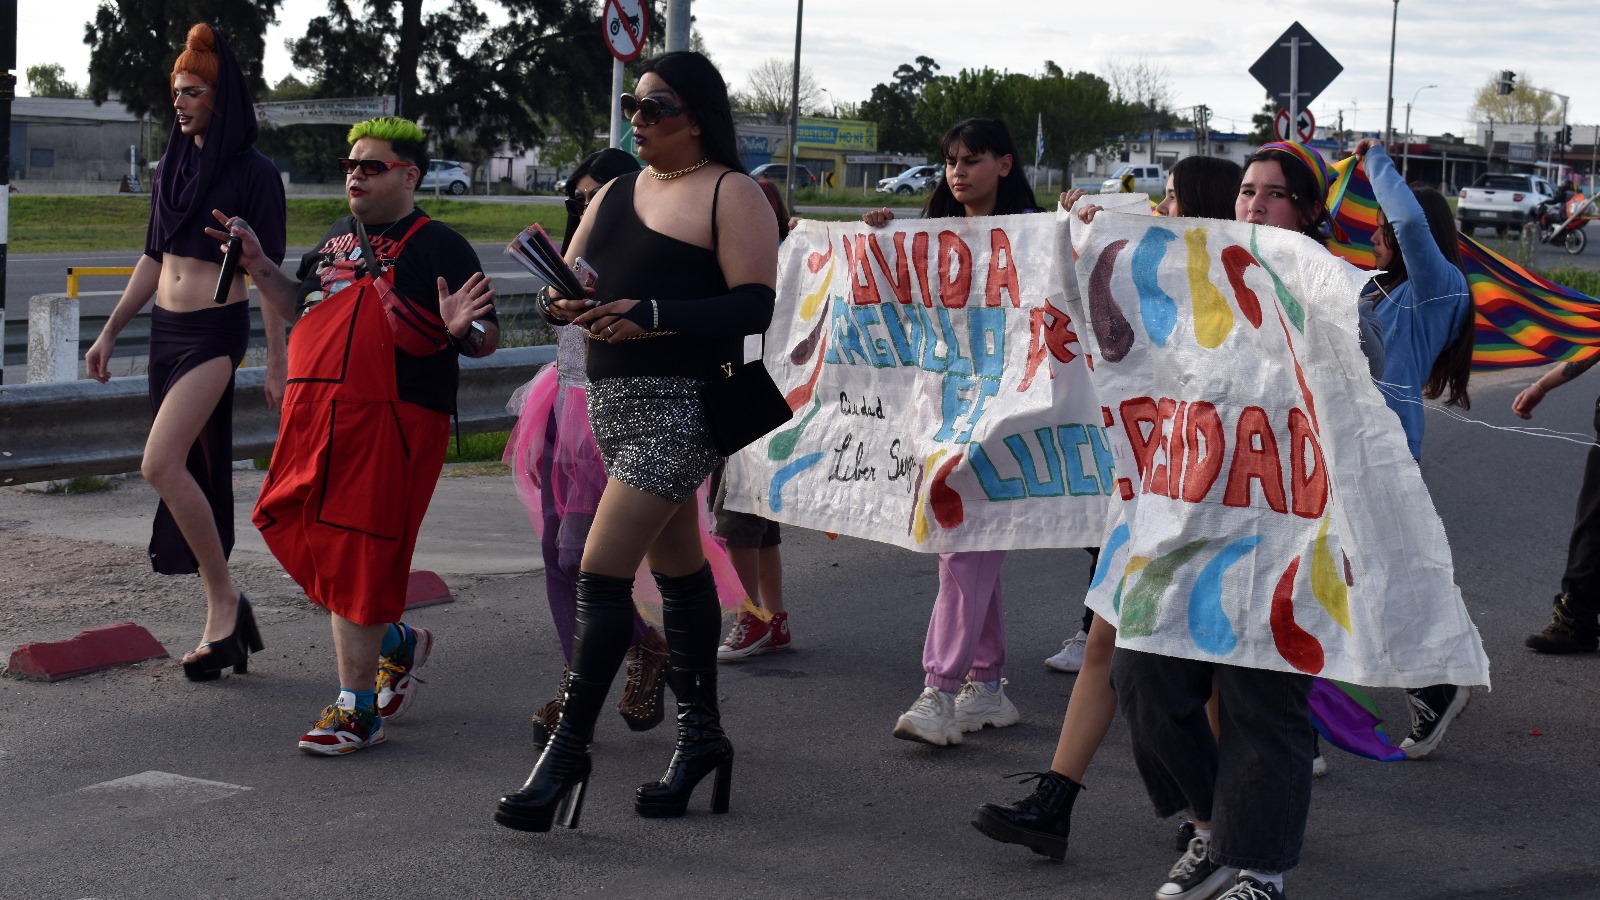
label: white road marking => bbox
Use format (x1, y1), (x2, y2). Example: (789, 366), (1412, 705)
(79, 770), (252, 798)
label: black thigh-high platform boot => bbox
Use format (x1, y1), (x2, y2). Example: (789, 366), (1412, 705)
(496, 571), (635, 832)
(635, 563), (734, 818)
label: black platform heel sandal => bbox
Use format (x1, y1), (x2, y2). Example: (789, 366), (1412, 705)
(182, 594), (263, 681)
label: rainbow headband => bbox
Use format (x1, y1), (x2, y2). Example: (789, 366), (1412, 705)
(1257, 141), (1333, 192)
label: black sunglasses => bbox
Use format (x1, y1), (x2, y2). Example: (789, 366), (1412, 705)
(565, 189), (600, 217)
(619, 93), (686, 127)
(338, 158), (414, 176)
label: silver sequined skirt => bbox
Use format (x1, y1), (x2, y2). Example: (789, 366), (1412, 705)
(586, 376), (719, 504)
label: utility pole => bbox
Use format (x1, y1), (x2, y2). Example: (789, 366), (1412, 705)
(785, 0), (802, 214)
(0, 0), (14, 385)
(1383, 0), (1398, 144)
(664, 0), (691, 52)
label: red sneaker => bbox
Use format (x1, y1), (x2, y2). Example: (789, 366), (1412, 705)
(717, 611), (790, 661)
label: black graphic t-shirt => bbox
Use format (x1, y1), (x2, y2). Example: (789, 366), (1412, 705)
(294, 207), (493, 414)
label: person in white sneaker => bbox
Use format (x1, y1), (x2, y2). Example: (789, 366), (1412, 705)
(868, 119), (1047, 747)
(1045, 606), (1095, 672)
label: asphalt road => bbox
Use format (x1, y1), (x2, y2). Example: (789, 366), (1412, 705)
(3, 366), (1600, 898)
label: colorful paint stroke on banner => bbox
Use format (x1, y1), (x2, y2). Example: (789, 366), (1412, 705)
(1324, 153), (1600, 372)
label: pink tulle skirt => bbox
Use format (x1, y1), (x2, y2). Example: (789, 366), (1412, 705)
(503, 365), (749, 611)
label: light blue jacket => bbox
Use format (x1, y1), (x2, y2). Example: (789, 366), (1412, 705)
(1365, 147), (1470, 460)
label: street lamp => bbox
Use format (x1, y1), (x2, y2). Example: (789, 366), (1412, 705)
(819, 87), (837, 118)
(1402, 84), (1437, 175)
(1383, 0), (1398, 144)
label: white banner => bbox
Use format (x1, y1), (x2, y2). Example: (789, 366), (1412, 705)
(254, 96), (396, 128)
(1069, 212), (1491, 689)
(723, 215), (1111, 552)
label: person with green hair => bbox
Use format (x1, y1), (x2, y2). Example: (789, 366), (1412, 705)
(207, 115), (499, 755)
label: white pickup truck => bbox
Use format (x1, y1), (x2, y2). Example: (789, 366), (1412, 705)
(1457, 173), (1555, 236)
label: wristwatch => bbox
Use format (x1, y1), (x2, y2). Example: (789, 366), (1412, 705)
(452, 320), (487, 355)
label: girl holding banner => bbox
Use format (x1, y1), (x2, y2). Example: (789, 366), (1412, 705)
(971, 156), (1245, 863)
(862, 118), (1068, 748)
(1104, 143), (1350, 900)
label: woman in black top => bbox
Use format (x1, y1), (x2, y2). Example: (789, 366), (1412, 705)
(495, 51), (780, 833)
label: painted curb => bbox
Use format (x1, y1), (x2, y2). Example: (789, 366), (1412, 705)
(404, 570), (454, 609)
(7, 622), (170, 681)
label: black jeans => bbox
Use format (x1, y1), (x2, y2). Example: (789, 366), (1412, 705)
(1111, 648), (1315, 873)
(1562, 397), (1600, 619)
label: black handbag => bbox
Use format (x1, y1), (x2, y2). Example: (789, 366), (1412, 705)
(704, 341), (793, 456)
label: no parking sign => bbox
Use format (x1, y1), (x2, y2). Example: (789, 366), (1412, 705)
(603, 0), (648, 62)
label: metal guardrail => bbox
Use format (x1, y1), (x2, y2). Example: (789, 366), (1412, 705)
(0, 345), (554, 485)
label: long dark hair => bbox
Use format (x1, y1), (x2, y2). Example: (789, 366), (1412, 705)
(923, 118), (1039, 219)
(635, 51), (746, 175)
(1241, 147), (1329, 241)
(1377, 185), (1474, 408)
(561, 147), (641, 253)
(756, 178), (791, 242)
(1171, 156), (1242, 220)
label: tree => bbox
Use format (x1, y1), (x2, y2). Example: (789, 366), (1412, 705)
(1468, 71), (1560, 124)
(1248, 92), (1277, 144)
(858, 57), (941, 154)
(26, 64), (84, 99)
(737, 58), (824, 123)
(916, 66), (1133, 168)
(84, 0), (284, 120)
(289, 0), (613, 157)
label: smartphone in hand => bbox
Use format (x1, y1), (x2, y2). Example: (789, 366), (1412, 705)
(573, 257), (599, 291)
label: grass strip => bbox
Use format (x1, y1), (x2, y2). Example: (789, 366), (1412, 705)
(10, 195), (568, 253)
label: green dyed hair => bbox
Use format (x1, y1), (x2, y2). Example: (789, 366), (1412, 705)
(347, 116), (428, 170)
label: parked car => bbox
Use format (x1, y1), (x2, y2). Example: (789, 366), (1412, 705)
(750, 163), (818, 187)
(876, 165), (940, 195)
(1457, 172), (1555, 237)
(1099, 163), (1166, 195)
(419, 159), (471, 195)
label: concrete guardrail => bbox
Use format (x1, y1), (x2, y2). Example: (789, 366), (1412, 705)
(0, 345), (554, 486)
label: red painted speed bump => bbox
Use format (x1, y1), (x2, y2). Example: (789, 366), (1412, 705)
(404, 570), (453, 609)
(7, 622), (169, 681)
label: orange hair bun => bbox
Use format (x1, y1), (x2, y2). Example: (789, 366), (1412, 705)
(172, 23), (219, 85)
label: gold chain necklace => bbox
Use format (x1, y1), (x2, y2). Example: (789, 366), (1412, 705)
(646, 157), (711, 180)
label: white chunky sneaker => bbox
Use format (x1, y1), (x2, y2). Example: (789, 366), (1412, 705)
(954, 678), (1020, 733)
(1045, 630), (1089, 673)
(893, 687), (962, 746)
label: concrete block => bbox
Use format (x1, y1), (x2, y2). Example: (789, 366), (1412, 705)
(28, 294), (80, 384)
(404, 570), (454, 609)
(7, 622), (170, 681)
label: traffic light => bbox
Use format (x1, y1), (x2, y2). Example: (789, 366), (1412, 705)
(1563, 125), (1573, 146)
(1496, 70), (1516, 96)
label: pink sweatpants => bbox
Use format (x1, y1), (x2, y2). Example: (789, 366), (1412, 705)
(921, 549), (1007, 693)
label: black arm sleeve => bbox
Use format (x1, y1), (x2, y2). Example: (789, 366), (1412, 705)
(621, 283), (776, 336)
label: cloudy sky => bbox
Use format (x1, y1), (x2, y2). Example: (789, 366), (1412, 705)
(19, 0), (1599, 141)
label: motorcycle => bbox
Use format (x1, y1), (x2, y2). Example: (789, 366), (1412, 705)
(1526, 193), (1596, 255)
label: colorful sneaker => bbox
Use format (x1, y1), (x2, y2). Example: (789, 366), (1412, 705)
(1045, 630), (1089, 673)
(717, 610), (789, 661)
(298, 702), (385, 756)
(1400, 684), (1469, 759)
(376, 625), (433, 721)
(1157, 835), (1239, 899)
(1214, 875), (1287, 899)
(954, 678), (1020, 732)
(893, 686), (962, 746)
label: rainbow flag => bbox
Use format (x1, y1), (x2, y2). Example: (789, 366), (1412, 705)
(1308, 679), (1406, 763)
(1324, 155), (1600, 372)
